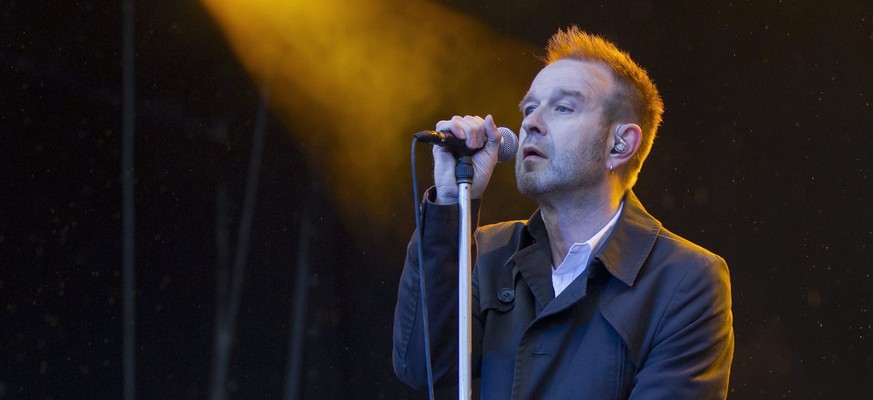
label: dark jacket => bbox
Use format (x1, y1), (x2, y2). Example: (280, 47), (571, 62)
(393, 190), (734, 399)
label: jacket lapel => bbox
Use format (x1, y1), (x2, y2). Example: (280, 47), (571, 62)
(511, 210), (555, 314)
(595, 190), (662, 366)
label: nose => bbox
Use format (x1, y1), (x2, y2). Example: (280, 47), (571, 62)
(521, 107), (544, 137)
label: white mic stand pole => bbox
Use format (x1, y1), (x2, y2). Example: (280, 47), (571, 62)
(455, 155), (474, 400)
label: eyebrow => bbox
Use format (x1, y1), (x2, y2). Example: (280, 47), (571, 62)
(518, 88), (587, 110)
(557, 88), (586, 101)
(518, 93), (533, 111)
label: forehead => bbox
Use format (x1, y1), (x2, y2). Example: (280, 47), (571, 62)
(525, 59), (615, 101)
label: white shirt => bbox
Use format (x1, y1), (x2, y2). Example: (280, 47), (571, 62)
(551, 203), (624, 297)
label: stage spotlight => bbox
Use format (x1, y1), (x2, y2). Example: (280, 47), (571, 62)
(201, 0), (537, 239)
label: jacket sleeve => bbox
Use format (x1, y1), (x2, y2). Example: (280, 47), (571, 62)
(392, 189), (480, 390)
(629, 254), (734, 400)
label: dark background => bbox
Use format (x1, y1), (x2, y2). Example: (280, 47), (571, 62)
(2, 0), (872, 398)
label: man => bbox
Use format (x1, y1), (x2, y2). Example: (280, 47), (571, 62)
(393, 26), (733, 399)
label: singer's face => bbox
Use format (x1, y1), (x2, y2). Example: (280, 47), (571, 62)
(515, 59), (615, 198)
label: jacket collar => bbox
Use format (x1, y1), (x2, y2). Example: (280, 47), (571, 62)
(515, 190), (661, 288)
(594, 190), (661, 287)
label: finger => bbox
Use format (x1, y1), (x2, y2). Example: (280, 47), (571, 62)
(459, 115), (486, 149)
(454, 116), (473, 141)
(434, 118), (462, 139)
(484, 115), (500, 143)
(470, 115), (487, 148)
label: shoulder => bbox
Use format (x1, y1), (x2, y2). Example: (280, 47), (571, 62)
(475, 219), (528, 253)
(648, 226), (730, 287)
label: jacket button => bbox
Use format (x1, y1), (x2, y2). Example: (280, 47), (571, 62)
(497, 288), (515, 304)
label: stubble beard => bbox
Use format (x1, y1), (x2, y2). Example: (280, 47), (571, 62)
(515, 132), (608, 199)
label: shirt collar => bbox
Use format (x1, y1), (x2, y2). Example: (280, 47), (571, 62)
(553, 201), (623, 271)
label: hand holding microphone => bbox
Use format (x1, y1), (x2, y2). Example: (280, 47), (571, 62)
(415, 115), (518, 203)
(414, 127), (518, 162)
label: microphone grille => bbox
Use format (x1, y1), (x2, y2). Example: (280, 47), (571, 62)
(497, 127), (518, 163)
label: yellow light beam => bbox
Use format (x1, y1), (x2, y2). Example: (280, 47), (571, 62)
(201, 0), (539, 241)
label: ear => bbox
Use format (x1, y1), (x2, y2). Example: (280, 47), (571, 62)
(608, 123), (642, 169)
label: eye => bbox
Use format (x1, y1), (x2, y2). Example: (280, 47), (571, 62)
(555, 105), (572, 113)
(523, 105), (537, 116)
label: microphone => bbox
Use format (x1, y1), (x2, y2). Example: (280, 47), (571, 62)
(414, 127), (518, 163)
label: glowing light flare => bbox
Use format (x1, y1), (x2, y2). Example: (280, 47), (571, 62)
(201, 0), (538, 240)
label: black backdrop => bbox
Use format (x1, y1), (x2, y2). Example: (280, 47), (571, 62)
(2, 0), (872, 398)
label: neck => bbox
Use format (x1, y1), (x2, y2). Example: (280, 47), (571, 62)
(537, 184), (624, 267)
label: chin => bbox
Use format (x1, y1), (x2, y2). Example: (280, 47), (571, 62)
(516, 175), (548, 197)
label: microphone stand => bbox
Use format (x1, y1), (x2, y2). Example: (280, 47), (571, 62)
(455, 155), (474, 400)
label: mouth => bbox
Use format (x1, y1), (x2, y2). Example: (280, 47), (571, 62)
(522, 146), (545, 160)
